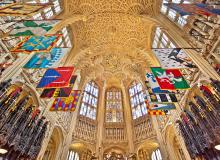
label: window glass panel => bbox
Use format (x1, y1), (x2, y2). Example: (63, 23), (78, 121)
(40, 0), (49, 3)
(33, 13), (43, 20)
(105, 88), (123, 122)
(168, 9), (177, 20)
(79, 81), (99, 120)
(44, 7), (54, 19)
(129, 81), (146, 119)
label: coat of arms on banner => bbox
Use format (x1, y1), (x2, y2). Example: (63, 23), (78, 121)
(11, 34), (62, 53)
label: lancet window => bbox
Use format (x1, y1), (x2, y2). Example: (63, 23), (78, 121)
(79, 81), (99, 120)
(31, 0), (62, 19)
(105, 88), (123, 122)
(151, 149), (162, 160)
(129, 81), (147, 119)
(67, 150), (79, 160)
(152, 27), (176, 48)
(161, 0), (190, 27)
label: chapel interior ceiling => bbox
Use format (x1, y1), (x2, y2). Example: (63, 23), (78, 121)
(62, 0), (160, 85)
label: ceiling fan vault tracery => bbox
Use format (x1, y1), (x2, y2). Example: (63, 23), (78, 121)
(63, 0), (160, 83)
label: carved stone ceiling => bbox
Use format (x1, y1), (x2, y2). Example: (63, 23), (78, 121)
(63, 0), (160, 85)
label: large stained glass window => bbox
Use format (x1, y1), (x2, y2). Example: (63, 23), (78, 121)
(129, 81), (147, 119)
(105, 88), (123, 122)
(79, 81), (99, 120)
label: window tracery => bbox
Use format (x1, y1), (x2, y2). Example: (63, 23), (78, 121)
(152, 27), (176, 49)
(79, 81), (99, 120)
(105, 88), (123, 122)
(67, 150), (79, 160)
(151, 149), (162, 160)
(129, 81), (147, 119)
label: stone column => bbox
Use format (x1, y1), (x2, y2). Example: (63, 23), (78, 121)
(145, 14), (220, 80)
(151, 116), (169, 160)
(121, 83), (135, 153)
(58, 74), (85, 160)
(96, 81), (106, 159)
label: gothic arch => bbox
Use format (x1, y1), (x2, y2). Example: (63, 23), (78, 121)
(43, 126), (64, 160)
(103, 146), (126, 159)
(136, 140), (159, 160)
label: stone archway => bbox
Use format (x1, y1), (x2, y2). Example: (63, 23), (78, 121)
(103, 146), (127, 160)
(68, 142), (93, 160)
(136, 140), (159, 160)
(42, 126), (64, 160)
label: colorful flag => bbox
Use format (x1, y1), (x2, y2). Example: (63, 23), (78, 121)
(152, 48), (196, 69)
(145, 102), (170, 115)
(147, 110), (167, 115)
(164, 3), (220, 16)
(0, 3), (46, 16)
(37, 67), (74, 88)
(50, 90), (81, 111)
(145, 76), (178, 103)
(9, 20), (59, 36)
(69, 75), (77, 87)
(146, 73), (171, 93)
(145, 86), (178, 103)
(40, 88), (55, 98)
(150, 103), (176, 110)
(40, 75), (77, 98)
(53, 87), (73, 98)
(23, 48), (70, 68)
(11, 34), (62, 53)
(151, 67), (190, 90)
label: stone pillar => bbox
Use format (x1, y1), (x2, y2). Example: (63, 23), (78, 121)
(58, 74), (85, 160)
(96, 81), (106, 159)
(147, 14), (220, 80)
(121, 83), (135, 153)
(151, 116), (169, 160)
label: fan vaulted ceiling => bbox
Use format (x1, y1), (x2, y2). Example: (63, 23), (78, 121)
(62, 0), (160, 85)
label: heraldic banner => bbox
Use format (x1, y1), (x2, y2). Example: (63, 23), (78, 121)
(151, 67), (190, 90)
(9, 20), (60, 36)
(37, 67), (74, 88)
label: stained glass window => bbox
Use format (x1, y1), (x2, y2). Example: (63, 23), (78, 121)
(152, 27), (177, 49)
(32, 13), (43, 20)
(151, 149), (162, 160)
(79, 81), (99, 120)
(44, 7), (54, 19)
(105, 88), (123, 122)
(54, 0), (62, 13)
(129, 81), (147, 119)
(67, 151), (79, 160)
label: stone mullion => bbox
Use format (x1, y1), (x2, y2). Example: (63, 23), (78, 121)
(151, 116), (169, 160)
(121, 84), (134, 153)
(59, 76), (85, 160)
(95, 82), (105, 159)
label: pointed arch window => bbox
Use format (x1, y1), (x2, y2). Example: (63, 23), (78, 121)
(151, 149), (162, 160)
(129, 81), (147, 119)
(79, 81), (99, 120)
(105, 88), (123, 122)
(152, 27), (177, 49)
(67, 150), (79, 160)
